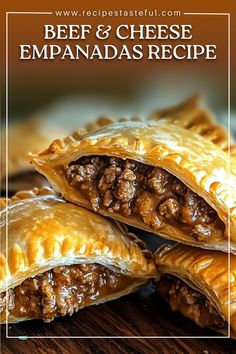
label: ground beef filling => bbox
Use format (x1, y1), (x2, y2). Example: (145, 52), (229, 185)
(157, 275), (227, 330)
(65, 156), (224, 241)
(0, 263), (133, 322)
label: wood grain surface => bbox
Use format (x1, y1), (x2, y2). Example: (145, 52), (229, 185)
(1, 229), (235, 353)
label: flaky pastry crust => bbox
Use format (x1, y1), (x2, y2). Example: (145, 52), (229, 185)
(155, 243), (236, 338)
(30, 121), (236, 253)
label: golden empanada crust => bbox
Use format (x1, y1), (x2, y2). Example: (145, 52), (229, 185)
(0, 188), (156, 295)
(30, 121), (236, 252)
(155, 244), (236, 337)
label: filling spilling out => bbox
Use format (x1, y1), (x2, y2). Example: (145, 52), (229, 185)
(0, 263), (134, 322)
(65, 156), (224, 241)
(157, 274), (227, 331)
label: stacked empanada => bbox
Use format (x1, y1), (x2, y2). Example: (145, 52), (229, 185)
(1, 96), (235, 338)
(0, 188), (156, 323)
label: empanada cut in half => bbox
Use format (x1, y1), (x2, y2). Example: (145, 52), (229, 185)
(155, 244), (235, 338)
(0, 188), (156, 323)
(30, 121), (236, 253)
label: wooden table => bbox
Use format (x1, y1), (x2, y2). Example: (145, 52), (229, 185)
(1, 231), (235, 354)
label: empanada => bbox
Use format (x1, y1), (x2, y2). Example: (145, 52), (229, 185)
(30, 121), (236, 254)
(0, 188), (156, 323)
(155, 243), (235, 338)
